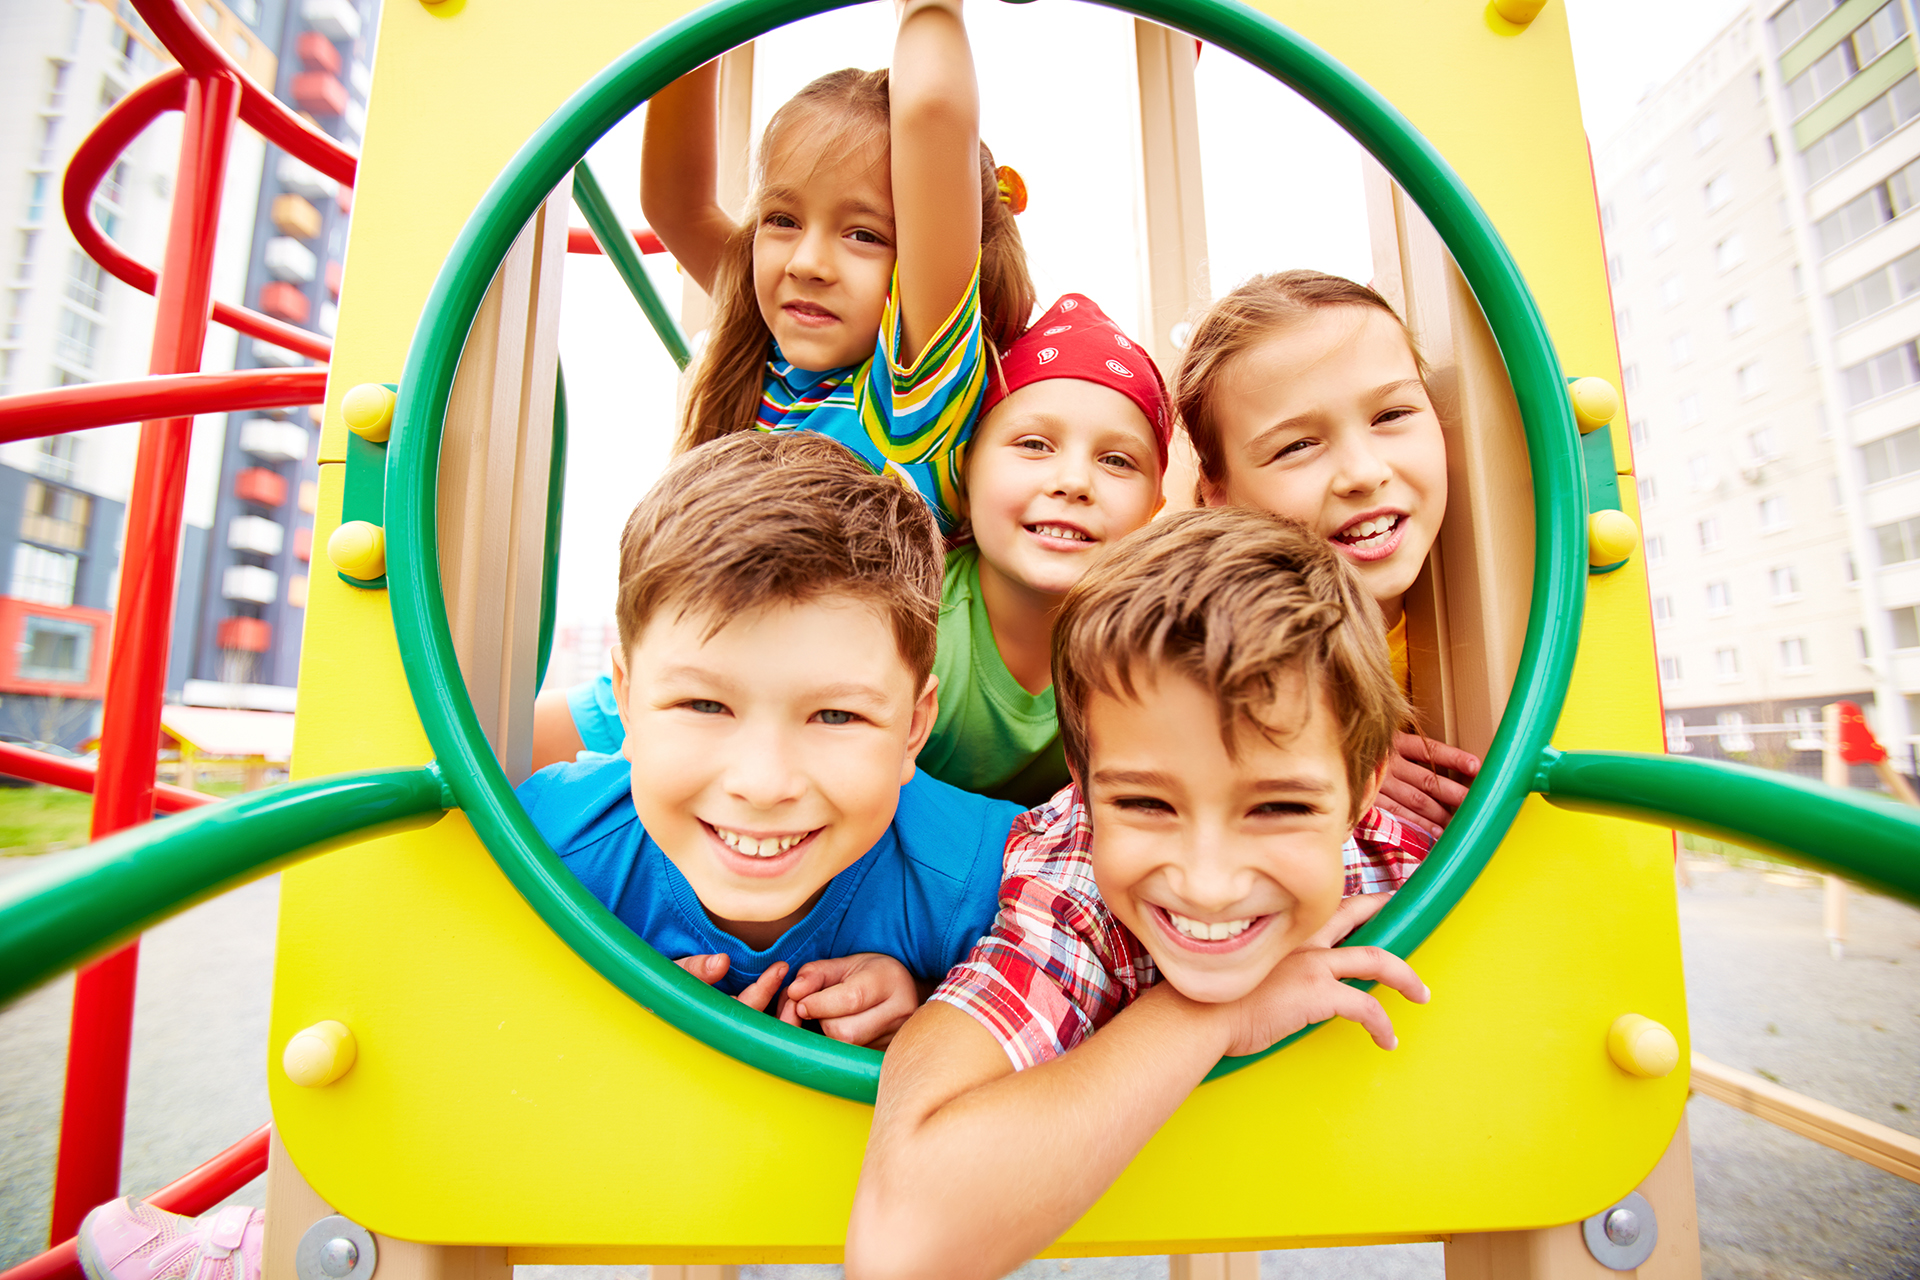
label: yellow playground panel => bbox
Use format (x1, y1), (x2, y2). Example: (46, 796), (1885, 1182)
(269, 0), (1690, 1273)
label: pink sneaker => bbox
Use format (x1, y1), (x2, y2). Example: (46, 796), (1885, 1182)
(76, 1200), (263, 1280)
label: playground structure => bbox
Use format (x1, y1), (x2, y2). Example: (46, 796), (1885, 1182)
(0, 1), (1918, 1278)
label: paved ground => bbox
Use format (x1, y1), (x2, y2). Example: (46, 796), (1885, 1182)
(3, 851), (1915, 1279)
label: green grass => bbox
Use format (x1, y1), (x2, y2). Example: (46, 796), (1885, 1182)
(0, 778), (249, 857)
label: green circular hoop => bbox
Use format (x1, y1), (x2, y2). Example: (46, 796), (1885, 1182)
(386, 0), (1586, 1102)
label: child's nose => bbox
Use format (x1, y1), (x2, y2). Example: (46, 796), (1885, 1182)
(1048, 451), (1094, 500)
(725, 731), (808, 808)
(1331, 440), (1393, 496)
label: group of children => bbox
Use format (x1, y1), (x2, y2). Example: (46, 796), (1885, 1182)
(74, 4), (1485, 1280)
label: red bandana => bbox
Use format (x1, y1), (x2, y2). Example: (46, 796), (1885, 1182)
(983, 295), (1172, 465)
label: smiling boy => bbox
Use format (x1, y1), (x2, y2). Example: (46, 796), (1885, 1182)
(515, 432), (1022, 1047)
(845, 508), (1432, 1279)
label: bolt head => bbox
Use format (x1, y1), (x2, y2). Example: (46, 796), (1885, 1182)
(318, 1238), (359, 1277)
(1604, 1207), (1641, 1246)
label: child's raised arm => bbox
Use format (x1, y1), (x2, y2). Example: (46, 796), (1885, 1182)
(640, 59), (737, 294)
(889, 0), (983, 364)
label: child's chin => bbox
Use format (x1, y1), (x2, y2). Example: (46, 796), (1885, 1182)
(1157, 961), (1267, 1007)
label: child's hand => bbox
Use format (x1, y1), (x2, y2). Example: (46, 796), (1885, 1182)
(777, 953), (921, 1049)
(1216, 942), (1429, 1059)
(675, 953), (789, 1014)
(1378, 732), (1481, 836)
(1304, 892), (1392, 949)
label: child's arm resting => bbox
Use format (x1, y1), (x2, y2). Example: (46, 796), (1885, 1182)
(639, 58), (737, 294)
(777, 954), (920, 1049)
(889, 0), (983, 364)
(845, 944), (1429, 1280)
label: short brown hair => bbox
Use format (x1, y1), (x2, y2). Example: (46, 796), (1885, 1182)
(1175, 271), (1430, 494)
(1052, 507), (1406, 819)
(617, 432), (942, 683)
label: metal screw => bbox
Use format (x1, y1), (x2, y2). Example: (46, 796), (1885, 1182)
(1604, 1208), (1641, 1247)
(318, 1238), (358, 1278)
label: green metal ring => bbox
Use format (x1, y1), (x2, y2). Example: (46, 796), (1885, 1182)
(385, 0), (1585, 1101)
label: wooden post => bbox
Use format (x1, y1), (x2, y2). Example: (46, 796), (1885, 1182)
(649, 1268), (740, 1280)
(437, 181), (570, 786)
(1444, 1115), (1702, 1279)
(1132, 18), (1210, 512)
(1821, 703), (1848, 960)
(263, 1131), (510, 1280)
(677, 42), (755, 341)
(1168, 1253), (1259, 1280)
(1362, 158), (1534, 759)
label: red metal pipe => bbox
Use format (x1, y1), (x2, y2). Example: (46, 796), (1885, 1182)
(0, 742), (213, 813)
(63, 72), (333, 364)
(2, 1126), (271, 1280)
(566, 225), (669, 256)
(133, 0), (357, 186)
(50, 70), (244, 1245)
(0, 368), (327, 443)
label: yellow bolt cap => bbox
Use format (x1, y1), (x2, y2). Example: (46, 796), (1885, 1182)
(1492, 0), (1549, 22)
(284, 1020), (357, 1087)
(329, 520), (387, 580)
(341, 383), (395, 443)
(1569, 376), (1620, 434)
(1588, 509), (1638, 567)
(1607, 1013), (1679, 1078)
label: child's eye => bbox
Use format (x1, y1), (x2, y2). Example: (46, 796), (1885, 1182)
(1250, 801), (1314, 817)
(1015, 436), (1053, 454)
(812, 708), (860, 726)
(1111, 795), (1174, 814)
(847, 228), (887, 246)
(763, 212), (798, 230)
(1271, 438), (1317, 463)
(683, 699), (727, 715)
(1374, 406), (1417, 426)
(1099, 452), (1138, 471)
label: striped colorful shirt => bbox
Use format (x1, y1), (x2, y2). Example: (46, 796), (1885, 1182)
(930, 784), (1433, 1071)
(757, 260), (985, 534)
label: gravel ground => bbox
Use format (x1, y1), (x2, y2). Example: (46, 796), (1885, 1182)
(3, 854), (1914, 1279)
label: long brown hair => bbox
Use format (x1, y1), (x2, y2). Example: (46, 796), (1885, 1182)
(676, 68), (1036, 454)
(1174, 271), (1432, 494)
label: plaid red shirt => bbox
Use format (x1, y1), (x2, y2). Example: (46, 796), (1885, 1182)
(930, 785), (1432, 1071)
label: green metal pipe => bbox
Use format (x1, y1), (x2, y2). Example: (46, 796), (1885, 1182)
(0, 765), (453, 1005)
(536, 361), (567, 691)
(1534, 748), (1920, 907)
(571, 160), (692, 369)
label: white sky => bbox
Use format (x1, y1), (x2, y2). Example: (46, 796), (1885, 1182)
(549, 0), (1748, 665)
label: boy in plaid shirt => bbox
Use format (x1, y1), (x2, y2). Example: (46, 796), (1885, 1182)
(846, 508), (1433, 1279)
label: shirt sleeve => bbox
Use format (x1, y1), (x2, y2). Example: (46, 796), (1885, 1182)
(1344, 806), (1435, 896)
(567, 674), (625, 757)
(929, 798), (1148, 1071)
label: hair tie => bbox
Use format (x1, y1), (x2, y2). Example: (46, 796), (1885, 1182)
(995, 165), (1028, 215)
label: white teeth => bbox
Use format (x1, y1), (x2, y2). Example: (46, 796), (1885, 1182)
(1339, 515), (1399, 543)
(1029, 523), (1092, 542)
(1166, 910), (1256, 941)
(713, 827), (808, 858)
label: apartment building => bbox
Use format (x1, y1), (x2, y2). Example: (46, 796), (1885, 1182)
(1596, 0), (1920, 778)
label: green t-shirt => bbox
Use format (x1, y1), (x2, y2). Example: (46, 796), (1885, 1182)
(920, 545), (1071, 808)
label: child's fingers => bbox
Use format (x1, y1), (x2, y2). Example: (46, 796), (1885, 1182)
(1305, 893), (1389, 949)
(1324, 945), (1430, 1006)
(1394, 759), (1471, 810)
(794, 975), (884, 1022)
(734, 961), (789, 1013)
(818, 1004), (911, 1048)
(775, 991), (804, 1027)
(1375, 789), (1445, 837)
(783, 956), (851, 1006)
(674, 953), (730, 985)
(1397, 732), (1482, 778)
(1322, 983), (1400, 1050)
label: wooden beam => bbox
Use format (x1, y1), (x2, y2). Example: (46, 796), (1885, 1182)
(1691, 1052), (1920, 1184)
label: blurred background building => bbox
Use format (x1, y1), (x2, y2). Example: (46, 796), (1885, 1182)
(0, 0), (376, 744)
(1597, 0), (1920, 779)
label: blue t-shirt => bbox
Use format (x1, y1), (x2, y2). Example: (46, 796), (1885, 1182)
(514, 754), (1022, 996)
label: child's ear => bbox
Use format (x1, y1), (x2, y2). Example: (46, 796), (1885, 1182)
(1196, 472), (1223, 508)
(899, 672), (940, 784)
(1356, 754), (1391, 817)
(610, 644), (635, 759)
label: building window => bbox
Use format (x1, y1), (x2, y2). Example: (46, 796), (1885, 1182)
(1659, 654), (1683, 683)
(10, 545), (78, 607)
(1679, 392), (1703, 425)
(1694, 112), (1722, 150)
(1717, 234), (1747, 271)
(1748, 424), (1780, 460)
(1785, 2), (1909, 118)
(1770, 0), (1843, 50)
(1608, 253), (1625, 284)
(1843, 340), (1920, 405)
(1601, 202), (1616, 231)
(1805, 72), (1920, 185)
(18, 615), (93, 683)
(1660, 274), (1684, 307)
(1705, 174), (1734, 211)
(1726, 296), (1755, 333)
(1779, 636), (1811, 670)
(1715, 647), (1742, 681)
(1699, 515), (1724, 549)
(1861, 424), (1920, 482)
(1890, 603), (1920, 647)
(21, 479), (91, 550)
(1646, 533), (1667, 563)
(1829, 245), (1920, 328)
(1737, 361), (1768, 397)
(1630, 416), (1652, 446)
(53, 306), (100, 372)
(1706, 580), (1732, 614)
(35, 437), (77, 485)
(1783, 706), (1824, 748)
(1670, 331), (1693, 365)
(1716, 710), (1754, 750)
(1666, 713), (1693, 753)
(1878, 515), (1920, 564)
(1759, 494), (1790, 530)
(1641, 160), (1666, 196)
(1652, 594), (1674, 623)
(1770, 565), (1801, 598)
(65, 252), (106, 313)
(1688, 454), (1715, 490)
(1615, 306), (1633, 337)
(1651, 217), (1676, 251)
(1638, 475), (1658, 504)
(1623, 364), (1640, 393)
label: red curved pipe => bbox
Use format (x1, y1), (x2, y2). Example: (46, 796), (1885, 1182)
(0, 742), (212, 813)
(0, 1125), (270, 1280)
(63, 72), (334, 364)
(0, 368), (327, 442)
(567, 225), (669, 256)
(131, 0), (356, 187)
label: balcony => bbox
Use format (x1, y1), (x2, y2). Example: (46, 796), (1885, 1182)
(275, 156), (337, 202)
(265, 237), (317, 283)
(227, 514), (286, 558)
(222, 565), (279, 606)
(291, 71), (346, 119)
(296, 31), (341, 74)
(240, 418), (310, 465)
(271, 194), (322, 241)
(302, 0), (362, 41)
(235, 467), (288, 509)
(259, 281), (310, 325)
(216, 616), (272, 653)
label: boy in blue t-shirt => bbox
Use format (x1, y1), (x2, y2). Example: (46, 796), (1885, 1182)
(517, 431), (1021, 1048)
